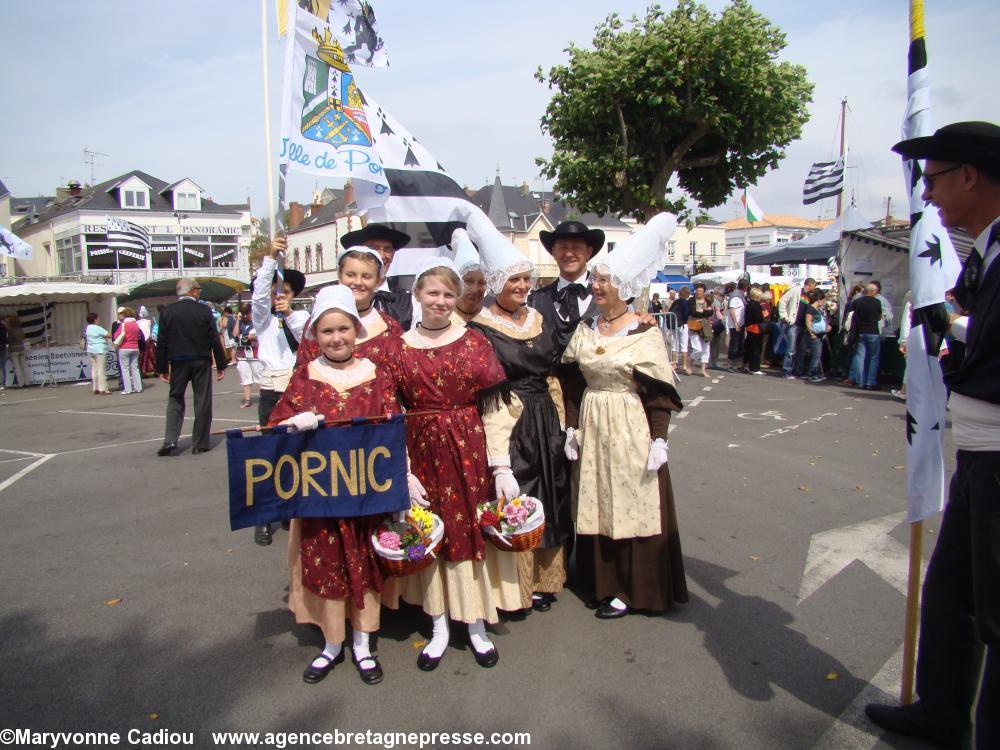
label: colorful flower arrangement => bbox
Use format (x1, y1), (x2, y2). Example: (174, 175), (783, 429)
(372, 508), (444, 574)
(477, 494), (543, 538)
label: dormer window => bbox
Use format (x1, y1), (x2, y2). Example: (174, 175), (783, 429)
(175, 191), (200, 211)
(123, 189), (148, 209)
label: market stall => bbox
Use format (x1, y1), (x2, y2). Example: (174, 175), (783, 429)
(0, 282), (129, 386)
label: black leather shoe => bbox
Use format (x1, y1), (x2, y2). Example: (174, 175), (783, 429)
(532, 597), (551, 612)
(254, 524), (272, 546)
(352, 653), (384, 685)
(472, 647), (499, 668)
(595, 602), (629, 619)
(280, 520), (291, 531)
(156, 443), (177, 457)
(417, 650), (443, 672)
(864, 702), (968, 749)
(585, 597), (609, 610)
(302, 649), (344, 684)
(192, 445), (211, 454)
(501, 608), (529, 621)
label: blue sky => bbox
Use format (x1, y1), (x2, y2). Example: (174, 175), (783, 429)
(2, 1), (998, 223)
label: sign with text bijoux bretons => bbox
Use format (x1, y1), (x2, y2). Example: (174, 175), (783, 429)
(226, 417), (408, 530)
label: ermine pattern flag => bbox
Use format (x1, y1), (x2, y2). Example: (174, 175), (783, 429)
(17, 303), (53, 341)
(803, 159), (845, 205)
(901, 5), (961, 523)
(278, 4), (389, 212)
(0, 225), (32, 260)
(360, 91), (474, 275)
(276, 0), (389, 68)
(106, 217), (150, 262)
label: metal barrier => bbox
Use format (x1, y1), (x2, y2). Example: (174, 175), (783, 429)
(652, 312), (680, 364)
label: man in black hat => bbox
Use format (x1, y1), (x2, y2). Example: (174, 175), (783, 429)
(250, 237), (309, 545)
(865, 122), (1000, 749)
(340, 223), (414, 329)
(529, 220), (606, 351)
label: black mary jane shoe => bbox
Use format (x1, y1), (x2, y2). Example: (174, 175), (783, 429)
(472, 647), (499, 668)
(502, 608), (529, 621)
(595, 602), (630, 620)
(352, 653), (384, 685)
(417, 650), (443, 672)
(531, 597), (551, 612)
(302, 649), (345, 684)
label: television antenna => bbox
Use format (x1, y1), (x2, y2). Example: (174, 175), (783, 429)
(83, 147), (109, 185)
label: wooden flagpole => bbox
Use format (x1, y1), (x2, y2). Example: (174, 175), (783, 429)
(261, 0), (277, 243)
(901, 521), (923, 704)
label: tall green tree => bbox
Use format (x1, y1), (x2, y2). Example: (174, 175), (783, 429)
(536, 1), (813, 221)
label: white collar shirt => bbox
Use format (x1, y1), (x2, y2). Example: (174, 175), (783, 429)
(556, 273), (593, 318)
(252, 256), (309, 373)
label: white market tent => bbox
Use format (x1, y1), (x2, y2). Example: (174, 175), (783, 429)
(690, 269), (798, 287)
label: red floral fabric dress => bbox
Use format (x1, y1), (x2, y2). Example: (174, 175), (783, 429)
(268, 364), (399, 608)
(294, 310), (402, 369)
(384, 329), (508, 563)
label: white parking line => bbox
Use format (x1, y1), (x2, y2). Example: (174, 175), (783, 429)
(0, 454), (54, 494)
(0, 448), (46, 458)
(57, 434), (195, 455)
(703, 386), (712, 391)
(0, 456), (36, 465)
(0, 396), (59, 406)
(55, 410), (249, 423)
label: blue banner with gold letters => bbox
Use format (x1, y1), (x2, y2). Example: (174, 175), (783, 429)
(226, 417), (408, 530)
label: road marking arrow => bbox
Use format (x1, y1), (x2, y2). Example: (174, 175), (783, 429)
(798, 512), (923, 602)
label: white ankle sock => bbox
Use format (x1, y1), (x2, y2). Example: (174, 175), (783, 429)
(467, 619), (494, 654)
(352, 630), (375, 668)
(608, 597), (628, 611)
(312, 640), (342, 668)
(422, 613), (449, 658)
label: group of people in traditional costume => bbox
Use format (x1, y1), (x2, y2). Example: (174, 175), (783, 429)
(252, 206), (688, 687)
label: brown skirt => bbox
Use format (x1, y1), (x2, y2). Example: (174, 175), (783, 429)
(575, 466), (688, 612)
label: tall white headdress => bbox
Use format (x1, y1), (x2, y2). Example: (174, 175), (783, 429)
(452, 204), (533, 295)
(588, 213), (677, 299)
(450, 228), (481, 276)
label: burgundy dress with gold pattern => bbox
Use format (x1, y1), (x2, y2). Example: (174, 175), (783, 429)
(268, 364), (399, 608)
(294, 309), (403, 370)
(384, 329), (509, 563)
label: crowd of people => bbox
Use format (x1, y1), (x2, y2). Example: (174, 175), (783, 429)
(653, 275), (900, 388)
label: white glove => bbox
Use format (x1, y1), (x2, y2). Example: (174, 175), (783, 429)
(646, 438), (668, 472)
(494, 468), (520, 500)
(407, 473), (430, 507)
(564, 427), (580, 461)
(285, 412), (321, 432)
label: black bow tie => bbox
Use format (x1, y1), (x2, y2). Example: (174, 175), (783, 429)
(560, 282), (589, 301)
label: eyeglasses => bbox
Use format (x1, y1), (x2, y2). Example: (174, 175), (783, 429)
(922, 164), (961, 191)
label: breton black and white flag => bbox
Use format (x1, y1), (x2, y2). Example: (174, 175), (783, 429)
(17, 303), (54, 341)
(360, 91), (474, 276)
(802, 159), (845, 205)
(106, 216), (150, 259)
(900, 3), (961, 523)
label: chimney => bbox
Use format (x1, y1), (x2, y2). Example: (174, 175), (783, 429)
(521, 181), (530, 196)
(288, 202), (305, 230)
(541, 199), (551, 215)
(68, 180), (82, 197)
(342, 182), (355, 208)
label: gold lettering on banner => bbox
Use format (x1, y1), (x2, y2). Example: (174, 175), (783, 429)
(274, 455), (300, 500)
(330, 450), (358, 495)
(245, 459), (274, 506)
(356, 449), (367, 494)
(367, 446), (392, 492)
(300, 451), (328, 497)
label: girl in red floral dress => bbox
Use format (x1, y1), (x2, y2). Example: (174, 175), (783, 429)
(383, 258), (520, 671)
(269, 284), (423, 687)
(294, 246), (403, 369)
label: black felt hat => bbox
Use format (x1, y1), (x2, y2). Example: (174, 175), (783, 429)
(273, 267), (306, 295)
(539, 220), (605, 255)
(892, 121), (1000, 175)
(340, 223), (411, 251)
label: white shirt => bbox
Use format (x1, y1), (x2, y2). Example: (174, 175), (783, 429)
(556, 272), (593, 319)
(252, 256), (309, 378)
(727, 294), (745, 329)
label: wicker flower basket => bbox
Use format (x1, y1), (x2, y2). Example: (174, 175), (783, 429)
(483, 497), (545, 552)
(372, 513), (445, 578)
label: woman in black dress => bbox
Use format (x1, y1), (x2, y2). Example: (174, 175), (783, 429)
(463, 207), (573, 615)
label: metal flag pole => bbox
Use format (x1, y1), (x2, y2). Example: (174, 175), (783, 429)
(261, 0), (278, 244)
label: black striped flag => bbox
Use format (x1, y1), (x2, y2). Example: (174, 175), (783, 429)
(106, 216), (150, 260)
(359, 91), (474, 276)
(900, 1), (961, 522)
(802, 159), (845, 205)
(17, 303), (53, 341)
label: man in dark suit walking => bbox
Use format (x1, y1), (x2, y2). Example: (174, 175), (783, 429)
(527, 220), (605, 352)
(155, 278), (228, 456)
(866, 121), (1000, 749)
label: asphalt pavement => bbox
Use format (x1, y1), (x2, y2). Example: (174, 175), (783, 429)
(0, 369), (953, 750)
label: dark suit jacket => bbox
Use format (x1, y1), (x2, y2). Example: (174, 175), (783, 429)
(528, 279), (599, 354)
(374, 288), (413, 331)
(155, 298), (228, 374)
(945, 248), (1000, 404)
